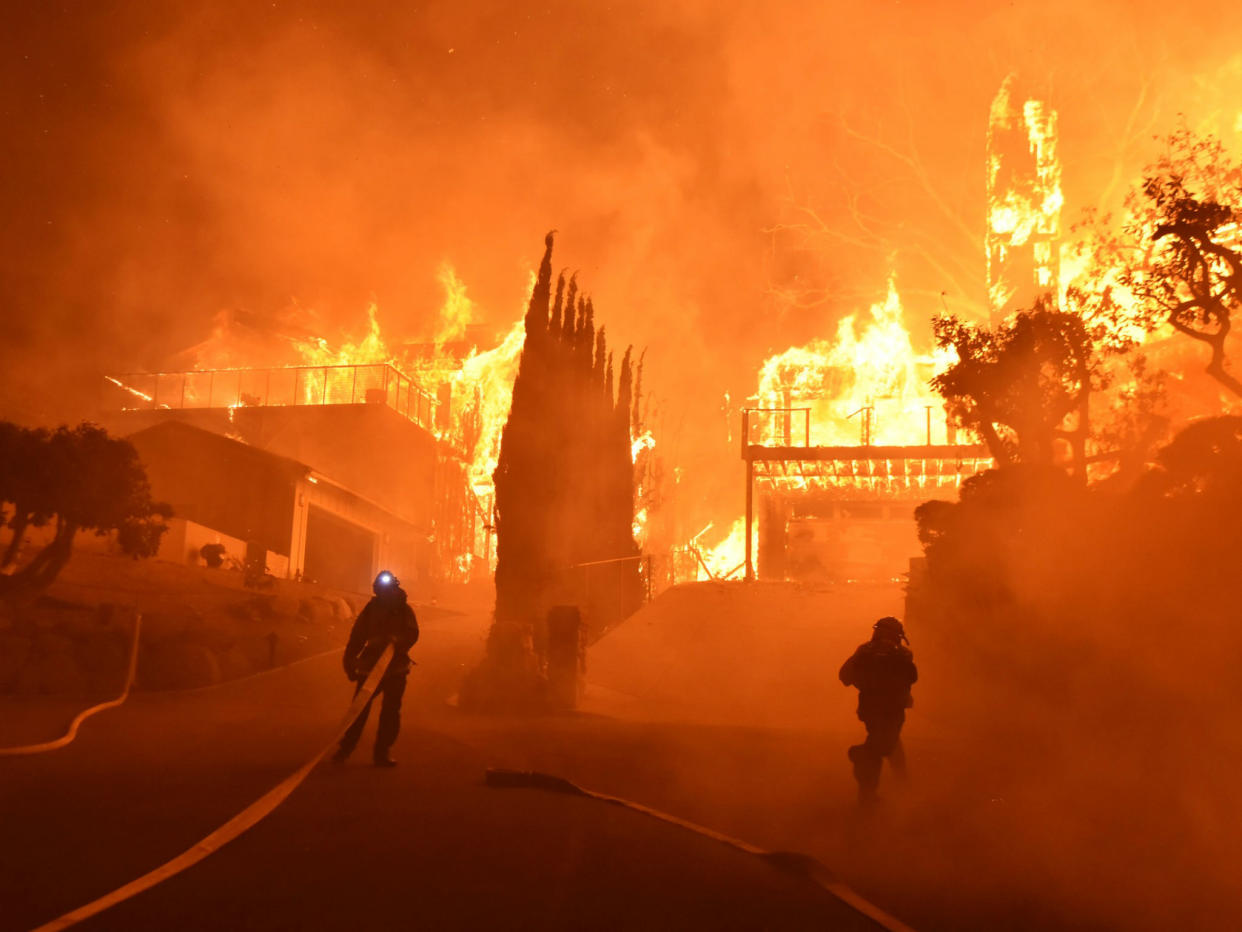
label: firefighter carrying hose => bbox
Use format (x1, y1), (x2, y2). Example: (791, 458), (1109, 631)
(332, 571), (419, 767)
(839, 616), (917, 805)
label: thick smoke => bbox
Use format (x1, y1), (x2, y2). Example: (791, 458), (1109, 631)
(4, 0), (1242, 516)
(6, 4), (1242, 927)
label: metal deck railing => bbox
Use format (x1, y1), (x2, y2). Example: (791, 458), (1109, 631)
(106, 363), (438, 432)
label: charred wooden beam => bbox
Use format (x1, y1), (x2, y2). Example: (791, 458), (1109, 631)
(743, 443), (991, 463)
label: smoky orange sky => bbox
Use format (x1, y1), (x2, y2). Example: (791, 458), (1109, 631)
(5, 0), (1242, 516)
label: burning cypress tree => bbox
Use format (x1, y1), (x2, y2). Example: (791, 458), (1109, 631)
(462, 233), (642, 709)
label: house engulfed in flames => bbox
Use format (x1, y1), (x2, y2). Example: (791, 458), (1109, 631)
(732, 280), (991, 584)
(710, 77), (1066, 584)
(103, 274), (524, 595)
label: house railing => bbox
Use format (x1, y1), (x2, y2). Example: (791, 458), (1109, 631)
(107, 363), (439, 433)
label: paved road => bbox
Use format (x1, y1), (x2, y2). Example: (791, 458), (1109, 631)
(1, 614), (883, 931)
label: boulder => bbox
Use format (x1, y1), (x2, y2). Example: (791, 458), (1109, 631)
(62, 608), (111, 642)
(142, 611), (191, 644)
(185, 615), (235, 653)
(77, 636), (127, 694)
(269, 594), (301, 619)
(142, 643), (221, 690)
(42, 652), (87, 694)
(227, 596), (278, 625)
(26, 652), (87, 695)
(297, 597), (337, 627)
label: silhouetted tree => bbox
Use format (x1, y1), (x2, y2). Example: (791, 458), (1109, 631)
(0, 422), (171, 604)
(464, 234), (642, 709)
(1074, 130), (1242, 398)
(931, 303), (1100, 474)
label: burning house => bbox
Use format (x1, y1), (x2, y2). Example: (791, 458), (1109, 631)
(103, 356), (494, 593)
(707, 81), (1065, 584)
(740, 409), (990, 583)
(701, 279), (993, 584)
(95, 268), (531, 593)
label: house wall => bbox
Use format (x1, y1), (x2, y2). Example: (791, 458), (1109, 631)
(127, 422), (301, 556)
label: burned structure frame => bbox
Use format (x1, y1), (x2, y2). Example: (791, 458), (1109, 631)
(741, 408), (991, 581)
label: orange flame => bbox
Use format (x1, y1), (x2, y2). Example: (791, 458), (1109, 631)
(754, 277), (952, 448)
(987, 77), (1063, 318)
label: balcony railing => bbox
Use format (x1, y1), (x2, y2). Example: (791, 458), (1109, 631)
(107, 363), (438, 433)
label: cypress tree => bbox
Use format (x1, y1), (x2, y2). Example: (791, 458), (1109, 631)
(462, 234), (644, 710)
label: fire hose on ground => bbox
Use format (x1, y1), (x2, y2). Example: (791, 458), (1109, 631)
(21, 642), (917, 932)
(0, 611), (143, 757)
(26, 644), (395, 932)
(485, 768), (918, 932)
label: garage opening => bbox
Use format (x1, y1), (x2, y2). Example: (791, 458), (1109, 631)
(303, 506), (376, 594)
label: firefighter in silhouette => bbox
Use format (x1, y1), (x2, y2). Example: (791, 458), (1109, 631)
(332, 571), (419, 767)
(839, 616), (917, 804)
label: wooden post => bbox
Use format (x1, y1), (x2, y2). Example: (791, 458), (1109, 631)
(744, 458), (754, 581)
(782, 390), (792, 445)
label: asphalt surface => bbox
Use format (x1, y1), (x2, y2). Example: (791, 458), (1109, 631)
(1, 614), (884, 932)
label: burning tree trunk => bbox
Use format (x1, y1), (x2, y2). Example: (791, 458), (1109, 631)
(461, 233), (643, 711)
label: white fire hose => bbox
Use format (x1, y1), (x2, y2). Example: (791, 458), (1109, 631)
(27, 644), (395, 931)
(0, 611), (143, 757)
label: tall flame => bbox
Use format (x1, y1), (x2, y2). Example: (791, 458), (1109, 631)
(451, 319), (525, 496)
(291, 302), (394, 368)
(987, 77), (1063, 320)
(173, 264), (529, 573)
(754, 277), (951, 447)
(434, 262), (475, 348)
(696, 278), (960, 580)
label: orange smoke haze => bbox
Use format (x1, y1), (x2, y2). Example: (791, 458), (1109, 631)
(6, 0), (1242, 523)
